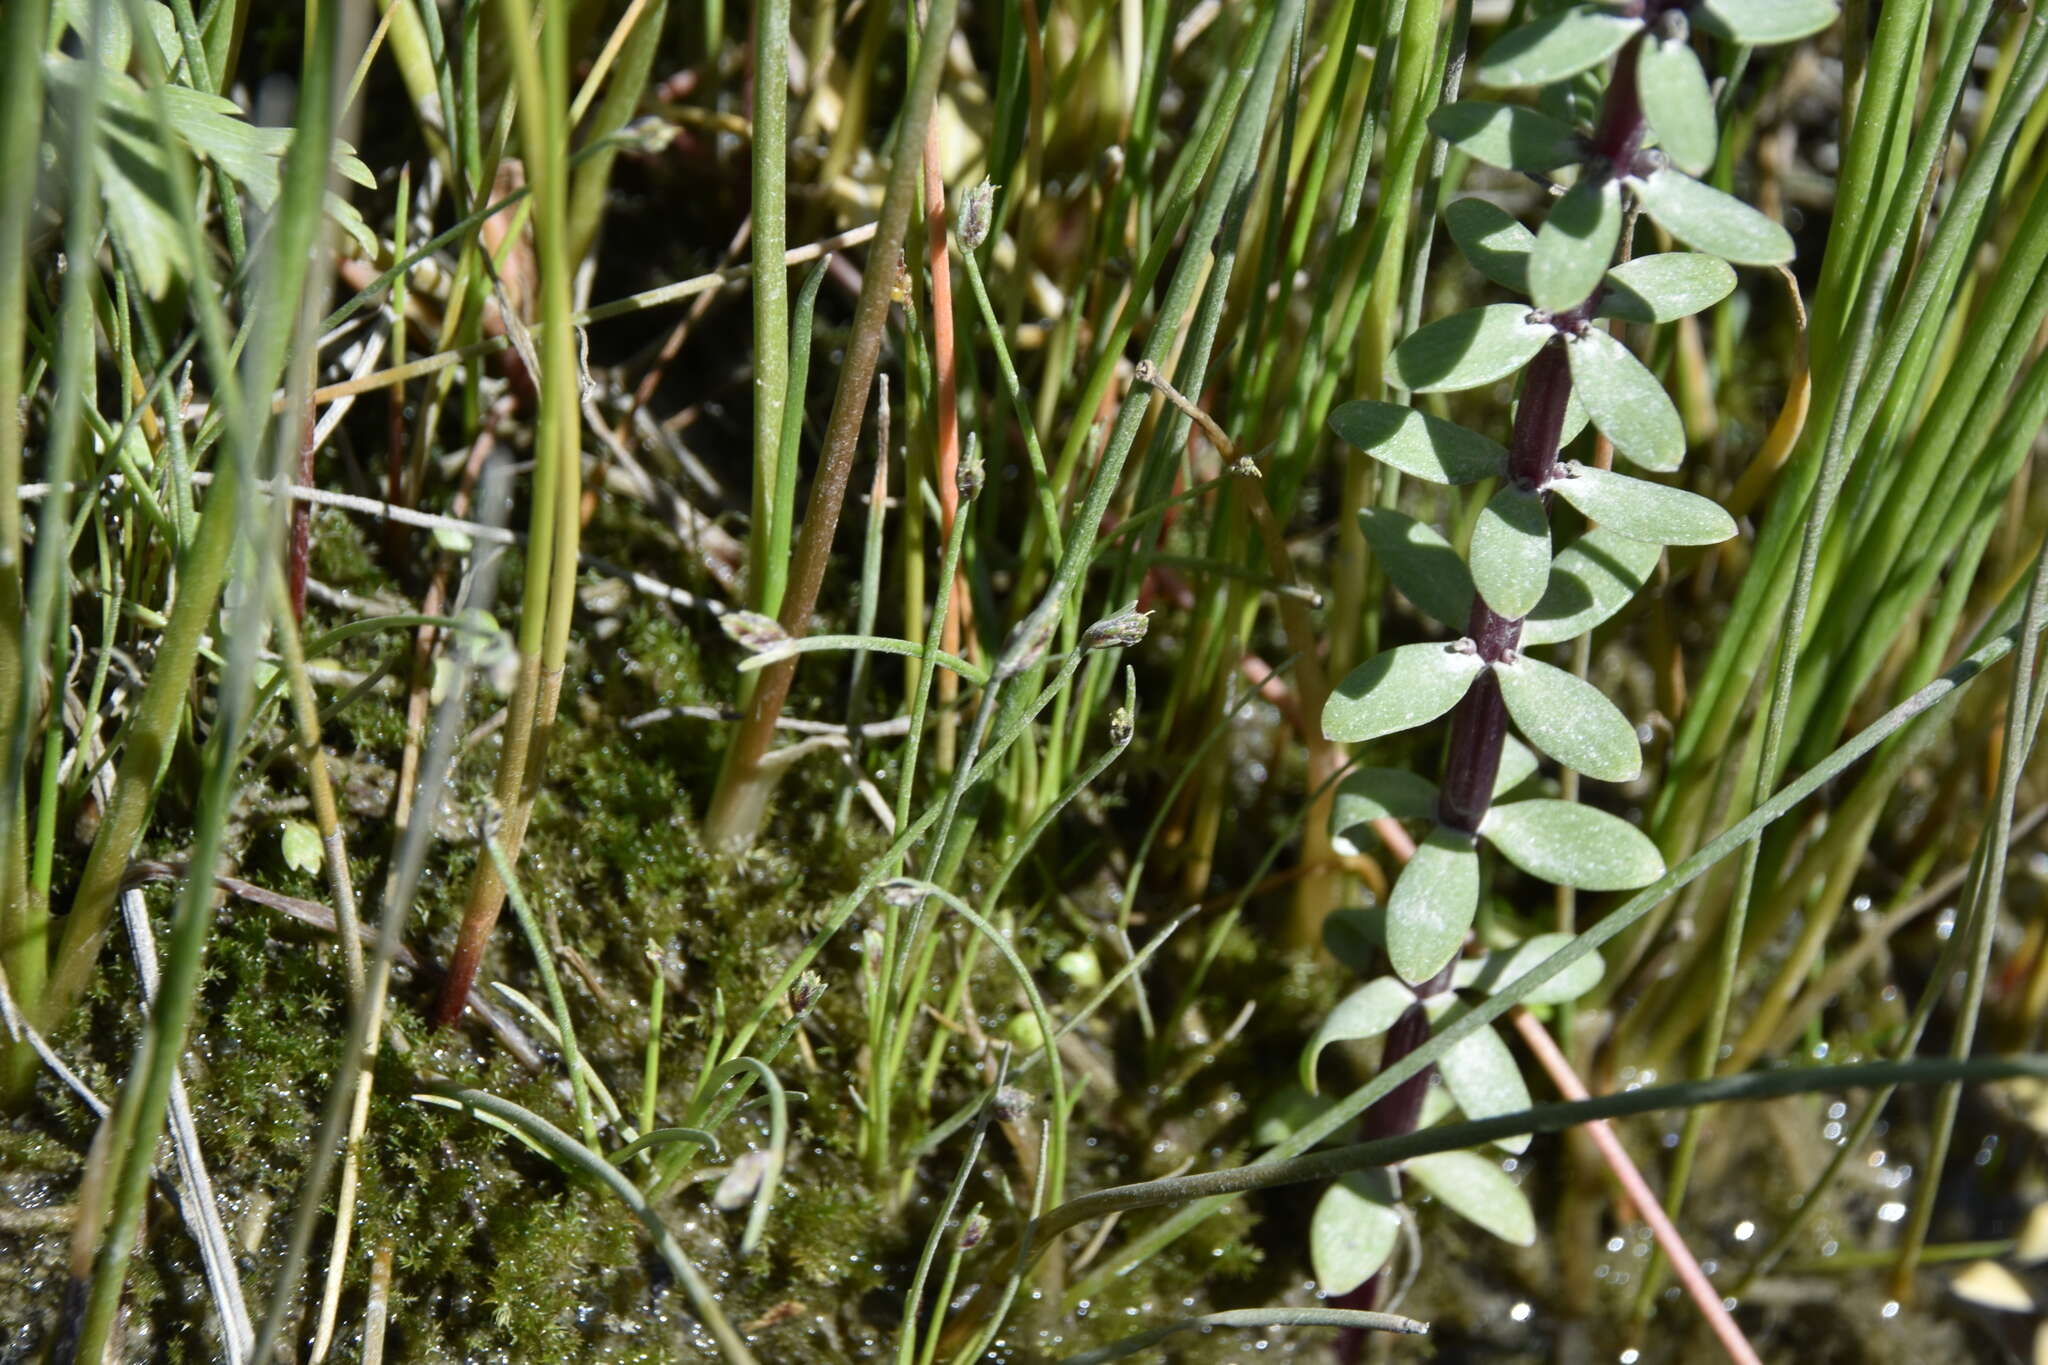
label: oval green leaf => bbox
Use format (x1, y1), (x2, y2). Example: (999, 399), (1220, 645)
(1546, 463), (1737, 545)
(1301, 978), (1419, 1094)
(1531, 175), (1623, 312)
(1428, 100), (1583, 174)
(1522, 527), (1664, 646)
(1387, 826), (1482, 985)
(1470, 484), (1553, 619)
(1598, 252), (1737, 324)
(1631, 165), (1795, 266)
(1566, 324), (1687, 472)
(1637, 36), (1717, 175)
(1455, 933), (1606, 1006)
(1697, 0), (1837, 44)
(1493, 735), (1542, 798)
(1434, 1016), (1533, 1153)
(1323, 908), (1387, 974)
(1493, 653), (1642, 781)
(1357, 509), (1476, 631)
(1405, 1150), (1537, 1246)
(1311, 1172), (1403, 1295)
(1445, 197), (1533, 294)
(1480, 799), (1666, 890)
(1325, 642), (1486, 744)
(1332, 768), (1442, 856)
(1330, 401), (1508, 485)
(1475, 4), (1643, 88)
(1391, 304), (1555, 393)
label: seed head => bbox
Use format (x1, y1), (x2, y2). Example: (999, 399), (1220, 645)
(959, 179), (996, 251)
(720, 610), (789, 653)
(1084, 605), (1151, 652)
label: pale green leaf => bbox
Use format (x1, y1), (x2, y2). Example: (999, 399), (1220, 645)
(1531, 176), (1623, 312)
(1311, 1172), (1403, 1295)
(1387, 827), (1482, 984)
(1480, 799), (1666, 890)
(1302, 978), (1419, 1094)
(1493, 736), (1542, 797)
(1358, 509), (1476, 631)
(1433, 1015), (1533, 1153)
(1598, 253), (1737, 324)
(1637, 36), (1717, 175)
(1566, 324), (1686, 472)
(1325, 642), (1487, 744)
(1428, 100), (1583, 174)
(1632, 165), (1795, 266)
(1332, 769), (1441, 856)
(1455, 933), (1606, 1005)
(1546, 463), (1736, 545)
(1469, 485), (1552, 619)
(1476, 5), (1643, 88)
(1493, 653), (1643, 781)
(1697, 0), (1837, 44)
(1522, 528), (1664, 646)
(1330, 401), (1508, 485)
(1391, 304), (1554, 393)
(280, 818), (323, 876)
(1445, 197), (1532, 294)
(1323, 908), (1386, 974)
(1406, 1151), (1537, 1246)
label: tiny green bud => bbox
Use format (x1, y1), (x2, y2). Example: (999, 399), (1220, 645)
(791, 971), (827, 1013)
(957, 445), (985, 502)
(1108, 706), (1134, 749)
(958, 1210), (992, 1250)
(993, 1085), (1034, 1121)
(1056, 947), (1104, 990)
(959, 178), (996, 250)
(1084, 605), (1151, 652)
(720, 610), (789, 652)
(1004, 1013), (1046, 1052)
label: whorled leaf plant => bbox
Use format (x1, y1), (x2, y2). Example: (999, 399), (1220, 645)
(1295, 0), (1829, 1306)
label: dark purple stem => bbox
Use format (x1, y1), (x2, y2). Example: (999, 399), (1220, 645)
(1334, 29), (1655, 1350)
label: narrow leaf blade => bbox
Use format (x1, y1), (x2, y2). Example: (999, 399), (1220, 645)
(1406, 1151), (1537, 1246)
(1636, 36), (1717, 174)
(1391, 304), (1554, 393)
(1469, 485), (1553, 619)
(1386, 827), (1482, 984)
(1546, 463), (1737, 545)
(1428, 100), (1583, 174)
(1598, 252), (1737, 324)
(1330, 401), (1508, 485)
(1531, 176), (1623, 312)
(1632, 165), (1795, 266)
(1444, 196), (1533, 294)
(1325, 643), (1487, 744)
(1301, 978), (1419, 1094)
(1357, 509), (1476, 632)
(1480, 799), (1666, 890)
(1311, 1172), (1403, 1295)
(1566, 325), (1686, 472)
(1522, 528), (1664, 646)
(1475, 5), (1643, 87)
(1493, 654), (1643, 781)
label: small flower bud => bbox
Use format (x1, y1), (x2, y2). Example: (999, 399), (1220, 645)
(720, 610), (789, 652)
(959, 178), (996, 250)
(956, 446), (985, 502)
(993, 1086), (1034, 1122)
(995, 598), (1061, 680)
(958, 1210), (992, 1250)
(791, 971), (827, 1014)
(1084, 606), (1151, 652)
(1097, 144), (1126, 190)
(880, 877), (925, 909)
(1108, 706), (1133, 748)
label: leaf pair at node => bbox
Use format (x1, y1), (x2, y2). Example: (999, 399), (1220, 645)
(1324, 634), (1644, 785)
(1323, 765), (1660, 981)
